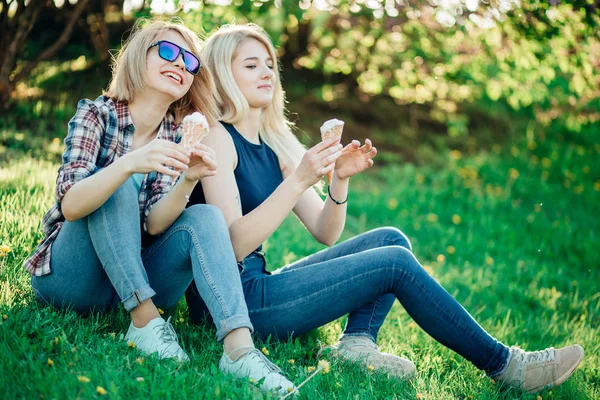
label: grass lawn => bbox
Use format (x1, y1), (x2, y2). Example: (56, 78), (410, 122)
(0, 121), (598, 399)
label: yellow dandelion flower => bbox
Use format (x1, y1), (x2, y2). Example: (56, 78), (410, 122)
(490, 378), (496, 384)
(288, 359), (295, 365)
(527, 141), (536, 150)
(2, 314), (7, 320)
(77, 376), (90, 383)
(128, 341), (136, 348)
(449, 150), (462, 160)
(52, 137), (60, 144)
(573, 185), (584, 194)
(136, 357), (144, 365)
(307, 366), (316, 372)
(536, 396), (542, 400)
(468, 396), (473, 400)
(250, 378), (256, 384)
(510, 147), (519, 157)
(509, 168), (519, 179)
(96, 386), (107, 395)
(416, 394), (423, 399)
(437, 254), (445, 264)
(158, 308), (164, 315)
(261, 347), (269, 356)
(387, 198), (398, 210)
(0, 245), (11, 254)
(288, 387), (294, 393)
(367, 365), (375, 372)
(541, 158), (551, 168)
(427, 214), (438, 223)
(136, 377), (144, 382)
(178, 317), (184, 323)
(594, 181), (600, 191)
(446, 245), (456, 255)
(485, 256), (494, 266)
(318, 359), (331, 374)
(47, 358), (54, 367)
(452, 214), (461, 225)
(54, 337), (59, 345)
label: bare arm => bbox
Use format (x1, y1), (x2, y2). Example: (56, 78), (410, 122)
(291, 174), (349, 246)
(62, 139), (190, 222)
(292, 139), (377, 246)
(201, 124), (342, 261)
(145, 144), (218, 235)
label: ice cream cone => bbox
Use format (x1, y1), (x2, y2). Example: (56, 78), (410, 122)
(182, 112), (210, 149)
(320, 119), (345, 185)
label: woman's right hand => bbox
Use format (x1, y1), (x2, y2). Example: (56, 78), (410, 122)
(291, 137), (343, 188)
(123, 139), (191, 179)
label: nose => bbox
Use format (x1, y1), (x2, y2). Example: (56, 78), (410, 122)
(172, 52), (186, 71)
(261, 65), (274, 80)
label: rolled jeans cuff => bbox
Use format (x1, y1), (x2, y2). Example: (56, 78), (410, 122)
(341, 332), (377, 343)
(215, 315), (254, 342)
(121, 284), (156, 312)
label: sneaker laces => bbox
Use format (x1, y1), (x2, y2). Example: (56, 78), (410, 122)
(154, 316), (179, 344)
(523, 348), (555, 364)
(244, 348), (283, 374)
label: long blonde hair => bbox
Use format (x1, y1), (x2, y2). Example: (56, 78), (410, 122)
(104, 18), (220, 125)
(202, 24), (305, 171)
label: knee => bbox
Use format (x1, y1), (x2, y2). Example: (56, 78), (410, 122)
(179, 204), (228, 234)
(375, 226), (412, 252)
(378, 246), (424, 275)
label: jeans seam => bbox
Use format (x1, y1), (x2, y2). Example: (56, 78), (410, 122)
(365, 296), (382, 340)
(99, 199), (141, 306)
(248, 267), (404, 313)
(144, 225), (231, 318)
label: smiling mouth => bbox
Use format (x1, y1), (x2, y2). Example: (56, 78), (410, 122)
(162, 71), (182, 84)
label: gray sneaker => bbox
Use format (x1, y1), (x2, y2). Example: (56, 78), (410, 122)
(496, 345), (584, 393)
(124, 316), (189, 362)
(320, 336), (416, 379)
(219, 347), (297, 395)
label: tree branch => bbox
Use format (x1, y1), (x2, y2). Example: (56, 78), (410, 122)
(13, 0), (90, 84)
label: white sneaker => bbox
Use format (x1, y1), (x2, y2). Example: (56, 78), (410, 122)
(320, 336), (416, 379)
(125, 316), (189, 362)
(219, 347), (297, 395)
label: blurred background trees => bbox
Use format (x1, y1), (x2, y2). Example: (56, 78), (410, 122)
(1, 0), (599, 159)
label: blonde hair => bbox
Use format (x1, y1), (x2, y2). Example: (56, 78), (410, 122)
(104, 18), (219, 125)
(202, 24), (306, 171)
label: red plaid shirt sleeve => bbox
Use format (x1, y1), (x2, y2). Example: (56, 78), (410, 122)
(55, 99), (105, 202)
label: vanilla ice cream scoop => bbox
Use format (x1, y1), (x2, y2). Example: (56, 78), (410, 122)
(182, 112), (210, 149)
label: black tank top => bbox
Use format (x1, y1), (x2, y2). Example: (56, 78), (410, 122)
(187, 122), (284, 243)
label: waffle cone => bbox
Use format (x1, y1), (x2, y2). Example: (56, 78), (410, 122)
(320, 124), (344, 185)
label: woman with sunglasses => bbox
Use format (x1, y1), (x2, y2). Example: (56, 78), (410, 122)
(185, 23), (584, 394)
(24, 20), (295, 394)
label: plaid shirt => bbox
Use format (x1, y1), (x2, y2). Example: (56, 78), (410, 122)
(24, 95), (181, 276)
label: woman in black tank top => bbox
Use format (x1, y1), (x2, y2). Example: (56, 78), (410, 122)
(185, 24), (583, 394)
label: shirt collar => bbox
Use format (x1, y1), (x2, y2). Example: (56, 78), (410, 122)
(115, 100), (135, 133)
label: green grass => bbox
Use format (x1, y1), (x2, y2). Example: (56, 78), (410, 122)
(1, 121), (599, 399)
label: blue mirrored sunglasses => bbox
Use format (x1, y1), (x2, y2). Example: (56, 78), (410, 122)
(149, 40), (202, 75)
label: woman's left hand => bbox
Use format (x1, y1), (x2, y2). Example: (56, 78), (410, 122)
(334, 139), (377, 180)
(183, 143), (218, 181)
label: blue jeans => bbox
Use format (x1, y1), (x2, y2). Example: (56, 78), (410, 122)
(31, 177), (253, 341)
(186, 227), (509, 375)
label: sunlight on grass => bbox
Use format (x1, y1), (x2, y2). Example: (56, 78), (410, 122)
(1, 124), (599, 399)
